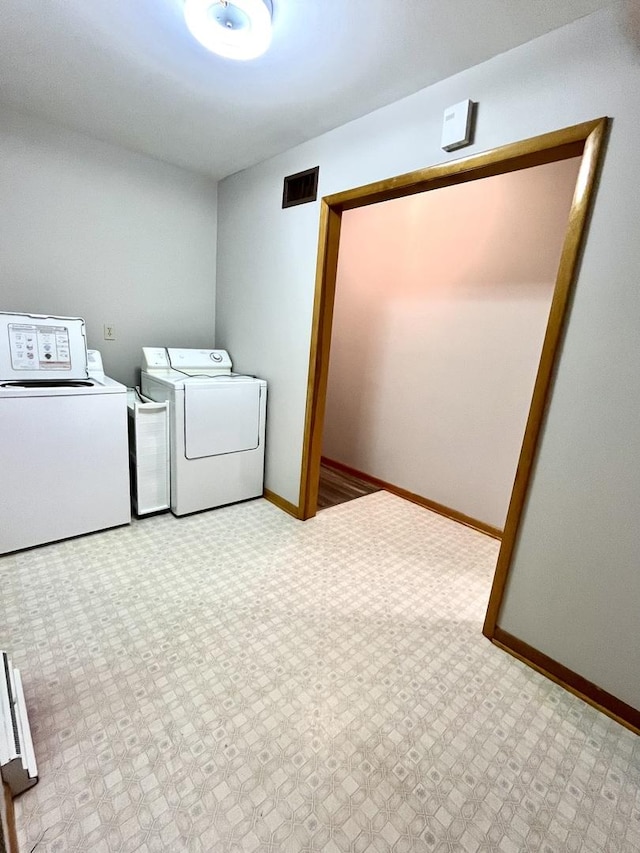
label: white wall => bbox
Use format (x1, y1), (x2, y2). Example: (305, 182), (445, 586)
(216, 1), (640, 711)
(0, 107), (218, 387)
(323, 160), (579, 530)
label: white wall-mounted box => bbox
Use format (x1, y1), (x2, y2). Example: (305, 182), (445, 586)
(441, 99), (474, 151)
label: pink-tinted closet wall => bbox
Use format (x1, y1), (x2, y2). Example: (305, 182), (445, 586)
(322, 157), (581, 530)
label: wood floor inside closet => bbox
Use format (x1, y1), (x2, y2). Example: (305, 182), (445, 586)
(317, 463), (380, 511)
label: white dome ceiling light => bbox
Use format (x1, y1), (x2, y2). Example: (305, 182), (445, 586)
(183, 0), (273, 61)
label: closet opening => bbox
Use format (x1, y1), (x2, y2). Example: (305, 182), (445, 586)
(317, 156), (582, 533)
(298, 117), (610, 714)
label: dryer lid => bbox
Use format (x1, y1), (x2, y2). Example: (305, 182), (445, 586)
(184, 380), (261, 459)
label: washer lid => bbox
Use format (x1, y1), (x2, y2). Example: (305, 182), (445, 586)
(0, 312), (88, 381)
(0, 374), (126, 397)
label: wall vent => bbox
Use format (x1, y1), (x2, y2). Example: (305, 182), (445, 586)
(282, 166), (319, 208)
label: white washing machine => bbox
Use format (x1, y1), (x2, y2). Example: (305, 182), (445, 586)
(140, 348), (267, 516)
(0, 312), (130, 554)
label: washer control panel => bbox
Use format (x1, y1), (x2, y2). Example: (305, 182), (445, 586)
(142, 347), (170, 370)
(0, 312), (89, 381)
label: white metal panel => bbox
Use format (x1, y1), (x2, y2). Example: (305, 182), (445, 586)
(127, 396), (170, 515)
(184, 381), (261, 459)
(0, 390), (130, 553)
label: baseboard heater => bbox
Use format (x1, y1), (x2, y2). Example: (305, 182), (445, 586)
(0, 652), (38, 796)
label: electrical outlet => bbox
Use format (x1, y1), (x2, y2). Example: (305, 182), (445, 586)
(103, 324), (116, 341)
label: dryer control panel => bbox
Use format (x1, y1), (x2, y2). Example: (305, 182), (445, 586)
(142, 347), (232, 376)
(168, 349), (231, 374)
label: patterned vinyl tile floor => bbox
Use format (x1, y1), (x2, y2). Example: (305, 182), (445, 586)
(1, 492), (639, 852)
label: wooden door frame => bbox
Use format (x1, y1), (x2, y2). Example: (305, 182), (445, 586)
(295, 119), (633, 728)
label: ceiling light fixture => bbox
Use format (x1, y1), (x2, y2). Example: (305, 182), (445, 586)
(183, 0), (273, 61)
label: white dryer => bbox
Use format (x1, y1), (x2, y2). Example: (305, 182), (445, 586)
(0, 312), (130, 554)
(140, 348), (267, 516)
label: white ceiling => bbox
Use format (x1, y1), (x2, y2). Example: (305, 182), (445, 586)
(0, 0), (614, 180)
